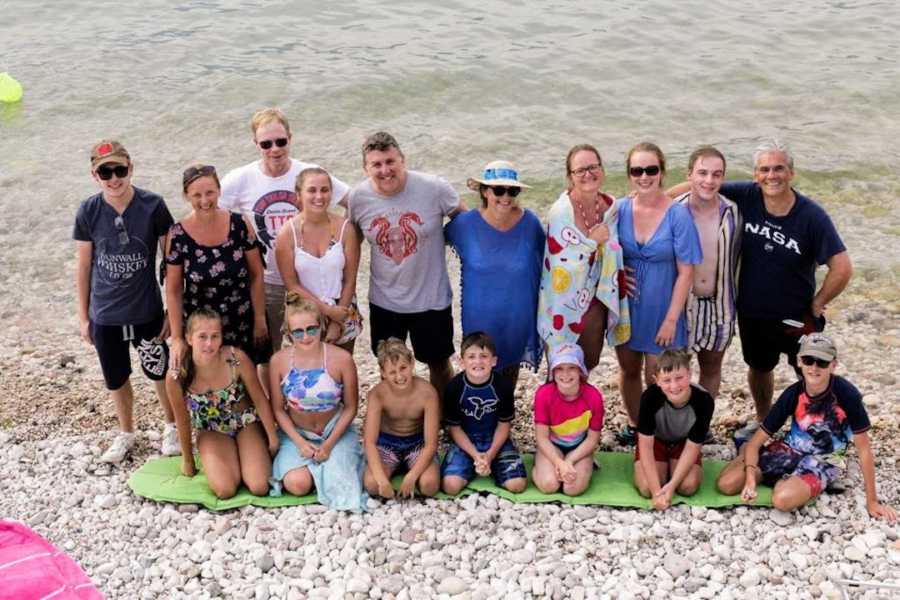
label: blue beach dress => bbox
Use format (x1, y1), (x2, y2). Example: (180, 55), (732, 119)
(617, 199), (702, 354)
(445, 208), (545, 370)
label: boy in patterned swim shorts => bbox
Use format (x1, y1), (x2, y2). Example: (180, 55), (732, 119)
(362, 338), (441, 499)
(716, 334), (896, 521)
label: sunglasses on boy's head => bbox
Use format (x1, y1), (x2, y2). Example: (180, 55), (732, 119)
(96, 164), (129, 180)
(290, 325), (321, 340)
(628, 165), (661, 177)
(113, 215), (130, 245)
(258, 137), (289, 150)
(799, 355), (832, 368)
(487, 185), (521, 198)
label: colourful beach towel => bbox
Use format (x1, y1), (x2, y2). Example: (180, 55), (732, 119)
(0, 520), (103, 600)
(128, 452), (773, 511)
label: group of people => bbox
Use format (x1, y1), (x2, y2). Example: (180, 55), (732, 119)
(73, 107), (895, 520)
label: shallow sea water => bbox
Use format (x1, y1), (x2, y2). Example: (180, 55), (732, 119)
(1, 0), (899, 330)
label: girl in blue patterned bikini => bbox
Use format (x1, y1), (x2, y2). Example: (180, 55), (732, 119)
(167, 309), (279, 499)
(268, 293), (367, 512)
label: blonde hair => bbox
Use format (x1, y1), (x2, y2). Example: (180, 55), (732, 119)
(283, 292), (325, 332)
(250, 107), (291, 138)
(376, 337), (413, 369)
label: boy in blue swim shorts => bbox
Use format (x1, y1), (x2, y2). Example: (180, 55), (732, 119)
(363, 338), (441, 499)
(441, 332), (527, 495)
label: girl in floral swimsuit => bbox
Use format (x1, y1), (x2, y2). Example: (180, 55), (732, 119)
(166, 309), (279, 499)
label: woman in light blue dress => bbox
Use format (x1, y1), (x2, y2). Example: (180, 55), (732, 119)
(614, 143), (702, 445)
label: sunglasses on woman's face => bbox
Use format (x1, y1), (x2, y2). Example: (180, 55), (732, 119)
(290, 325), (321, 340)
(489, 186), (521, 198)
(629, 165), (661, 177)
(258, 137), (289, 150)
(800, 355), (832, 368)
(96, 164), (129, 180)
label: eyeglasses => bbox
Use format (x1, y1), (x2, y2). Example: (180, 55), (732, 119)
(290, 325), (321, 340)
(258, 137), (289, 150)
(570, 164), (602, 177)
(96, 164), (129, 181)
(182, 165), (217, 190)
(756, 164), (788, 174)
(488, 186), (521, 198)
(629, 165), (661, 177)
(800, 355), (832, 368)
(113, 215), (130, 245)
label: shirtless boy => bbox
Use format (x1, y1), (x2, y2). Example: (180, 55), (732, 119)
(363, 337), (441, 498)
(674, 146), (741, 398)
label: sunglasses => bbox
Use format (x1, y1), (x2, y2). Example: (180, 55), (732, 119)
(488, 186), (521, 198)
(113, 215), (130, 245)
(629, 165), (661, 177)
(96, 164), (129, 180)
(800, 355), (832, 368)
(182, 165), (217, 189)
(258, 137), (289, 150)
(290, 325), (321, 340)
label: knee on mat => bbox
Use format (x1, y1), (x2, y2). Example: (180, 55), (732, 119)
(503, 478), (527, 494)
(210, 480), (238, 500)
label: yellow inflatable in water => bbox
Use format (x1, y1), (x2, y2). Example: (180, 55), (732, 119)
(0, 73), (24, 103)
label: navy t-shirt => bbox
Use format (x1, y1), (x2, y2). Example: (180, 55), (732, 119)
(761, 375), (869, 456)
(73, 187), (174, 326)
(637, 383), (714, 445)
(443, 371), (515, 439)
(719, 182), (845, 319)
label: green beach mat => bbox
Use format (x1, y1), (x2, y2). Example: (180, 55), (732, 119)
(127, 451), (773, 511)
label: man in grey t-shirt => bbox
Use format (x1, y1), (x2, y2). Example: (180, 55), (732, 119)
(349, 132), (466, 397)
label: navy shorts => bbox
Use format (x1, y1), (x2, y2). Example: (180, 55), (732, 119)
(441, 434), (526, 487)
(369, 303), (454, 365)
(91, 313), (169, 390)
(738, 314), (825, 373)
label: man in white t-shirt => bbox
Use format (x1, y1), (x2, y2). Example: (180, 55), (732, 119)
(219, 108), (349, 366)
(349, 131), (466, 397)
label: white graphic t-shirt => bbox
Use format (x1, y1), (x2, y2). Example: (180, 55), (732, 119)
(219, 158), (349, 285)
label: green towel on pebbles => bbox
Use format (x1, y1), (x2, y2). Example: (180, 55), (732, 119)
(127, 451), (773, 511)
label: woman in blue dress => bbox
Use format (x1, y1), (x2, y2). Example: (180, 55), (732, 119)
(445, 160), (545, 388)
(615, 143), (702, 445)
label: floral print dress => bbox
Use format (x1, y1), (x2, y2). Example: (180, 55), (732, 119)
(167, 213), (264, 360)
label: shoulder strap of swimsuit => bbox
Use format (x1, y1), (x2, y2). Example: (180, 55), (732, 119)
(229, 347), (239, 383)
(337, 218), (349, 243)
(322, 344), (328, 370)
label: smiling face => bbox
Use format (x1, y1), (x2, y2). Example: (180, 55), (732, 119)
(553, 363), (582, 398)
(298, 172), (332, 216)
(688, 155), (725, 203)
(92, 161), (133, 203)
(483, 185), (520, 217)
(186, 316), (223, 364)
(364, 146), (407, 196)
(799, 355), (836, 394)
(255, 120), (293, 177)
(380, 356), (414, 392)
(567, 149), (605, 196)
(286, 310), (322, 348)
(656, 366), (691, 406)
(627, 150), (663, 194)
(460, 344), (498, 385)
(753, 150), (794, 200)
(184, 175), (220, 212)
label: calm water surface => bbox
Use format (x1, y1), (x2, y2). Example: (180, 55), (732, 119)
(1, 0), (899, 322)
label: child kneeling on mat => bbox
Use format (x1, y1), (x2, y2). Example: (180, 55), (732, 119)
(717, 333), (896, 521)
(441, 332), (527, 495)
(363, 338), (441, 499)
(533, 344), (603, 496)
(633, 348), (713, 510)
(167, 309), (279, 499)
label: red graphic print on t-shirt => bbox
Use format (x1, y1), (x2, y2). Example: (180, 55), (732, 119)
(369, 212), (423, 264)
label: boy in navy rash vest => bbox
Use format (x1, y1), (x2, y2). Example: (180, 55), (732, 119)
(717, 334), (896, 521)
(441, 332), (527, 495)
(633, 349), (713, 510)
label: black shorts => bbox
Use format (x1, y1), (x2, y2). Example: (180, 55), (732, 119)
(737, 314), (825, 373)
(91, 313), (169, 390)
(369, 303), (454, 365)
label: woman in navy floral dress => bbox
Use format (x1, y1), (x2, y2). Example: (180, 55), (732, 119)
(166, 164), (270, 371)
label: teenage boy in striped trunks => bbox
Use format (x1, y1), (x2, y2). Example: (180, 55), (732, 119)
(674, 146), (741, 399)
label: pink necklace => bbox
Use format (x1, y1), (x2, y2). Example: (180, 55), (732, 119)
(572, 190), (604, 232)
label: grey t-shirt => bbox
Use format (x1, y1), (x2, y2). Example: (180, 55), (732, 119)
(349, 170), (458, 313)
(73, 187), (173, 326)
(637, 383), (714, 445)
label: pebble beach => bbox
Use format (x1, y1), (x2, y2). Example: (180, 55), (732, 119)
(2, 248), (900, 599)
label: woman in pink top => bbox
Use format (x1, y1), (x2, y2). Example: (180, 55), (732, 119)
(275, 167), (362, 351)
(533, 344), (604, 496)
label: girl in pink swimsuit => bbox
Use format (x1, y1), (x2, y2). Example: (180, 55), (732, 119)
(166, 309), (279, 499)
